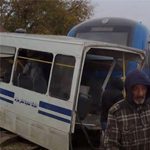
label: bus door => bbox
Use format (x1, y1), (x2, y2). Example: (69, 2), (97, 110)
(72, 45), (145, 148)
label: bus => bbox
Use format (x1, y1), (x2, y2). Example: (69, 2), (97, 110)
(0, 33), (145, 150)
(68, 17), (150, 78)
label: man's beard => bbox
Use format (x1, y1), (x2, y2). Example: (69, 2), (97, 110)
(133, 96), (146, 104)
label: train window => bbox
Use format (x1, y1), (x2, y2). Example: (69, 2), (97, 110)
(77, 32), (128, 46)
(13, 49), (53, 94)
(0, 45), (16, 83)
(75, 26), (131, 46)
(49, 54), (75, 100)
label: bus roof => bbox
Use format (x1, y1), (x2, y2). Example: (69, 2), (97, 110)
(0, 32), (146, 61)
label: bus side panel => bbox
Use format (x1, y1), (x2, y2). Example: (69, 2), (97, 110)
(0, 107), (69, 150)
(0, 83), (72, 150)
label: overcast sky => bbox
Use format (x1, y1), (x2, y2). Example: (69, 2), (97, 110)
(90, 0), (150, 29)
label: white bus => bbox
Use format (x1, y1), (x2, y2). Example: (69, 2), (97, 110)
(0, 33), (145, 150)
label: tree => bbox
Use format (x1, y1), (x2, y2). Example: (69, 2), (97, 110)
(0, 0), (94, 35)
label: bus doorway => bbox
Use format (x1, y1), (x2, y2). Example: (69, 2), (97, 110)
(72, 45), (145, 149)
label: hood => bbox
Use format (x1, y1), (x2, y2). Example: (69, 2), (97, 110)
(125, 69), (150, 105)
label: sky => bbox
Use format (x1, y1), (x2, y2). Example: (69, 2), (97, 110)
(90, 0), (150, 29)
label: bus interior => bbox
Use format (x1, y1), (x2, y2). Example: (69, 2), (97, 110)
(72, 47), (144, 148)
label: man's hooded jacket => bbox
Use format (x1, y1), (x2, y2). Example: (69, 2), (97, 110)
(125, 69), (150, 106)
(104, 69), (150, 150)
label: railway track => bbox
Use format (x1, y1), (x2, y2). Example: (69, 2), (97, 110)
(0, 128), (105, 150)
(0, 128), (46, 150)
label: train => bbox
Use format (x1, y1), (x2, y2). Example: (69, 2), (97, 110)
(68, 17), (150, 78)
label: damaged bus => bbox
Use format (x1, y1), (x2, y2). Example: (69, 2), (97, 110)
(0, 33), (146, 150)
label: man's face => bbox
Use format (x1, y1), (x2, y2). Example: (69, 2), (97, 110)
(132, 84), (147, 104)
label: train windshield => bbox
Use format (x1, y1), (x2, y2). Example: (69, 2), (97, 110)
(76, 26), (131, 46)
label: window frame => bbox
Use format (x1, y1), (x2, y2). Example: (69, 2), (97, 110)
(49, 54), (76, 101)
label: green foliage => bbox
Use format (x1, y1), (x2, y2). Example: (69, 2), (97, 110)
(0, 0), (94, 35)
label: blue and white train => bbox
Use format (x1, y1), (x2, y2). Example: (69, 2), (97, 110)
(68, 17), (150, 78)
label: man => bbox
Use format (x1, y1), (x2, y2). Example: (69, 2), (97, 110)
(101, 77), (124, 131)
(104, 69), (150, 150)
(23, 53), (44, 82)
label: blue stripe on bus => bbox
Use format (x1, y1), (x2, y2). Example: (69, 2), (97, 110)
(39, 101), (72, 117)
(0, 96), (13, 104)
(0, 88), (15, 98)
(38, 110), (71, 124)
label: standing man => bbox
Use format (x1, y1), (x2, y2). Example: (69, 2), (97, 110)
(101, 77), (124, 131)
(104, 69), (150, 150)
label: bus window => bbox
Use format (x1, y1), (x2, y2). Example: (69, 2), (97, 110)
(13, 48), (53, 94)
(0, 45), (16, 83)
(49, 54), (75, 100)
